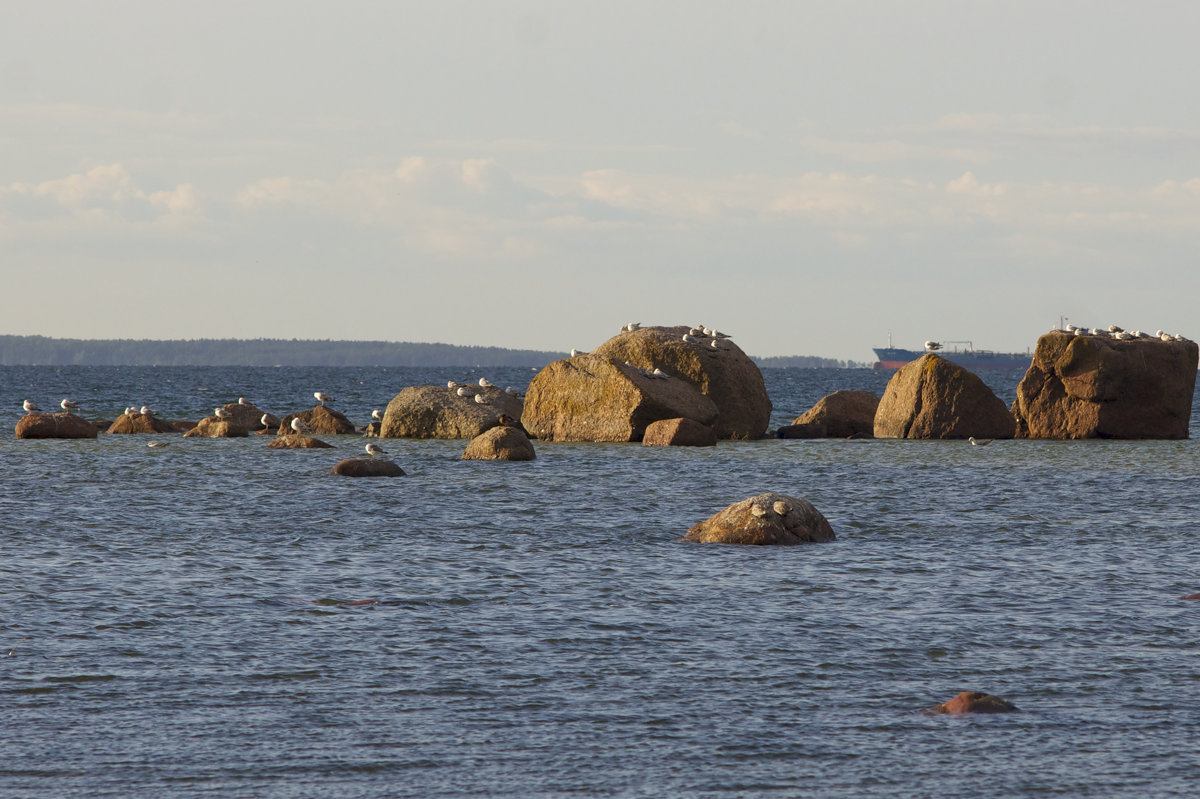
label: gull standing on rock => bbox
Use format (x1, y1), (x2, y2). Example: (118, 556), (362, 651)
(23, 400), (40, 414)
(214, 407), (232, 419)
(571, 348), (587, 357)
(60, 398), (79, 412)
(291, 417), (310, 434)
(371, 409), (383, 421)
(314, 391), (334, 406)
(365, 442), (386, 458)
(261, 414), (272, 429)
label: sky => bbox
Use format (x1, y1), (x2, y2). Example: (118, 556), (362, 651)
(2, 1), (1198, 361)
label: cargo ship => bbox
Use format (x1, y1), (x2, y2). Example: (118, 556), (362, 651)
(872, 334), (1031, 370)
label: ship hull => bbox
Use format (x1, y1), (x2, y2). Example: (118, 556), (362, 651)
(872, 347), (1030, 370)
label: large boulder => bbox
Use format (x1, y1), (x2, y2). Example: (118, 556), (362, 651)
(380, 385), (523, 439)
(1013, 331), (1198, 439)
(106, 411), (179, 434)
(462, 425), (536, 460)
(792, 390), (879, 438)
(593, 325), (771, 439)
(184, 416), (250, 438)
(15, 412), (99, 439)
(331, 458), (405, 476)
(522, 354), (718, 442)
(278, 406), (356, 436)
(874, 354), (1015, 439)
(684, 492), (835, 545)
(642, 417), (717, 447)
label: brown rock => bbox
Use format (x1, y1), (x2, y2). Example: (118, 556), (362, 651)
(1013, 331), (1198, 439)
(593, 325), (771, 439)
(927, 691), (1019, 715)
(267, 434), (334, 449)
(684, 492), (835, 545)
(278, 406), (356, 436)
(172, 420), (197, 432)
(15, 412), (100, 439)
(183, 417), (250, 438)
(776, 422), (828, 439)
(330, 458), (406, 476)
(522, 355), (718, 443)
(642, 417), (717, 447)
(874, 354), (1015, 439)
(380, 385), (524, 439)
(211, 401), (273, 431)
(106, 412), (179, 434)
(363, 421), (381, 437)
(462, 425), (536, 460)
(793, 390), (879, 438)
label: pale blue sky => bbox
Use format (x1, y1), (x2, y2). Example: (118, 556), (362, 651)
(2, 1), (1197, 360)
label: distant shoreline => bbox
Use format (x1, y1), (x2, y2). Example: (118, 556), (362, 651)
(0, 335), (863, 369)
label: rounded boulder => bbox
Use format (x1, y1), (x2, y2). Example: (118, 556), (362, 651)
(684, 492), (835, 545)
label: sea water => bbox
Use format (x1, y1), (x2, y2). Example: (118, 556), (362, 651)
(2, 365), (1199, 798)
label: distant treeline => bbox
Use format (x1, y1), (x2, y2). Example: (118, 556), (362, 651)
(753, 355), (865, 369)
(0, 335), (861, 368)
(0, 336), (567, 367)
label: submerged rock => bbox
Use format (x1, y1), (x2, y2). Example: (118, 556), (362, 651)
(642, 417), (717, 447)
(330, 458), (405, 476)
(15, 412), (100, 440)
(925, 691), (1019, 715)
(684, 492), (835, 545)
(462, 425), (536, 461)
(874, 354), (1014, 439)
(267, 434), (334, 449)
(1013, 330), (1198, 439)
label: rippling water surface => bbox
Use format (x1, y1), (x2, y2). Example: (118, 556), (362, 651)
(3, 366), (1200, 798)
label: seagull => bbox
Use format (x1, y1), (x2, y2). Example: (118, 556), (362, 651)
(478, 378), (493, 388)
(261, 413), (271, 428)
(147, 441), (169, 448)
(60, 398), (79, 412)
(571, 348), (587, 357)
(371, 409), (383, 421)
(682, 334), (697, 344)
(214, 407), (232, 419)
(968, 437), (993, 446)
(713, 330), (731, 339)
(140, 406), (155, 417)
(505, 387), (519, 396)
(652, 368), (668, 379)
(291, 417), (310, 434)
(365, 442), (386, 458)
(710, 339), (720, 349)
(623, 322), (640, 332)
(447, 380), (459, 389)
(1160, 333), (1173, 342)
(22, 399), (40, 414)
(237, 397), (248, 405)
(474, 394), (488, 404)
(925, 341), (942, 351)
(1108, 325), (1124, 333)
(457, 386), (473, 397)
(314, 391), (334, 406)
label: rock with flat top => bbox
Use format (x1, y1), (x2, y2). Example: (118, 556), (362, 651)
(462, 425), (536, 460)
(1013, 330), (1198, 439)
(183, 417), (250, 438)
(684, 492), (835, 545)
(106, 412), (179, 434)
(267, 434), (334, 449)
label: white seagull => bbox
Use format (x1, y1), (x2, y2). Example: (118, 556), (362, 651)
(291, 417), (310, 434)
(478, 378), (493, 388)
(214, 407), (232, 419)
(571, 348), (587, 357)
(261, 414), (271, 428)
(968, 437), (993, 446)
(447, 380), (459, 389)
(371, 409), (383, 421)
(474, 393), (488, 404)
(365, 442), (386, 458)
(22, 399), (40, 414)
(682, 334), (697, 344)
(140, 406), (155, 417)
(60, 398), (79, 412)
(457, 386), (473, 397)
(238, 397), (248, 405)
(314, 391), (334, 406)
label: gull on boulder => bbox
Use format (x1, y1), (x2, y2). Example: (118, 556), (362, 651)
(23, 399), (40, 414)
(60, 398), (79, 412)
(291, 417), (311, 433)
(314, 391), (334, 406)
